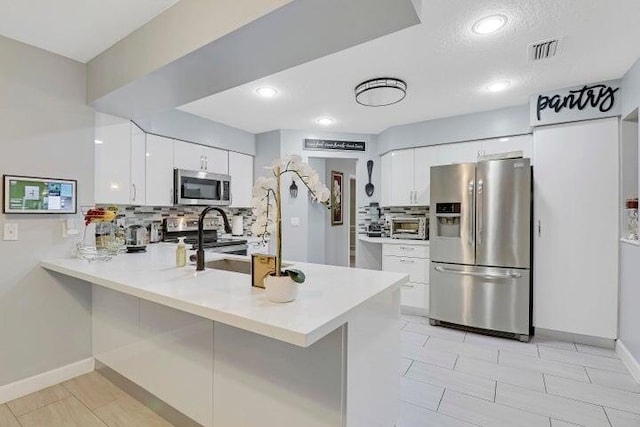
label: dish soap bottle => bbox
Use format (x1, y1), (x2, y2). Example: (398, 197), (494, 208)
(176, 237), (187, 267)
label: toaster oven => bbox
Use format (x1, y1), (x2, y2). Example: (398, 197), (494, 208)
(390, 217), (428, 240)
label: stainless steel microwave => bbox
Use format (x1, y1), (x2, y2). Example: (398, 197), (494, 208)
(174, 169), (231, 206)
(390, 217), (428, 240)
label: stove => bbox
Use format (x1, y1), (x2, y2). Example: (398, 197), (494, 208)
(163, 216), (248, 255)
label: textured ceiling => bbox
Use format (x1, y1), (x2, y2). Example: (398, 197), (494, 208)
(179, 0), (640, 134)
(0, 0), (177, 62)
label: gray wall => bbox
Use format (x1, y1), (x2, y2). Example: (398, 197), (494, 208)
(0, 35), (94, 386)
(377, 104), (531, 155)
(134, 109), (256, 155)
(278, 130), (378, 264)
(307, 158), (326, 264)
(619, 56), (640, 365)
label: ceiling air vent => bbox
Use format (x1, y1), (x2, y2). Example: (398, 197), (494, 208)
(529, 39), (560, 61)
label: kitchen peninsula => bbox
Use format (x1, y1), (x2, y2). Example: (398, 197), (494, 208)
(41, 244), (407, 427)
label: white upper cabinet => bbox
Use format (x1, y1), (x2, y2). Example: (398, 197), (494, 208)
(437, 141), (482, 164)
(381, 147), (437, 207)
(480, 135), (533, 161)
(229, 152), (253, 208)
(130, 124), (146, 205)
(390, 150), (415, 206)
(202, 146), (228, 174)
(413, 146), (438, 206)
(174, 141), (229, 174)
(173, 140), (204, 171)
(146, 134), (175, 207)
(95, 112), (145, 205)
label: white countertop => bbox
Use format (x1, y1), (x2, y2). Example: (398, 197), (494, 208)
(358, 235), (430, 246)
(41, 244), (407, 348)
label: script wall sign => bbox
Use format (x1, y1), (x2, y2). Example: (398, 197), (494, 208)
(530, 80), (621, 126)
(304, 139), (366, 152)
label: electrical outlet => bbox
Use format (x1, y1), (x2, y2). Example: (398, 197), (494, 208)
(3, 223), (18, 241)
(290, 217), (300, 227)
(63, 219), (79, 237)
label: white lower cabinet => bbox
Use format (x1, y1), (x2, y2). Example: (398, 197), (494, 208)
(382, 243), (430, 314)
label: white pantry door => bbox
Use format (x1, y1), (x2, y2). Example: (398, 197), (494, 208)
(533, 117), (619, 339)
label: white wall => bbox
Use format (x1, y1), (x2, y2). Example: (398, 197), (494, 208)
(619, 56), (640, 365)
(323, 159), (356, 266)
(0, 35), (94, 386)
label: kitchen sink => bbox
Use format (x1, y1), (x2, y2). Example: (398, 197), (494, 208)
(205, 258), (252, 274)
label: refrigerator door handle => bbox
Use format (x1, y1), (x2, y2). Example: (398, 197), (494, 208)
(468, 179), (475, 246)
(434, 265), (522, 280)
(477, 179), (484, 245)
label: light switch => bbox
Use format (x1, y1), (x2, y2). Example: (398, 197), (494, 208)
(4, 223), (18, 241)
(290, 217), (300, 227)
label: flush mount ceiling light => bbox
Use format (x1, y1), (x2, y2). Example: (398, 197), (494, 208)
(355, 77), (407, 107)
(94, 139), (103, 144)
(316, 117), (336, 126)
(486, 80), (511, 92)
(255, 86), (278, 98)
(472, 14), (507, 34)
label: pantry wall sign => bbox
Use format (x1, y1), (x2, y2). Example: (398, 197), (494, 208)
(304, 139), (366, 152)
(530, 79), (621, 126)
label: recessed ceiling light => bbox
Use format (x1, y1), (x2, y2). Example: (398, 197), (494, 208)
(499, 137), (510, 142)
(94, 139), (103, 144)
(316, 117), (336, 126)
(472, 14), (507, 35)
(255, 87), (278, 98)
(486, 80), (511, 92)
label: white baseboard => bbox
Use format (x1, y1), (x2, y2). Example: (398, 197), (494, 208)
(616, 340), (640, 384)
(0, 358), (94, 404)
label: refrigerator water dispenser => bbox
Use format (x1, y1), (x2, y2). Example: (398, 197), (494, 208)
(435, 203), (461, 238)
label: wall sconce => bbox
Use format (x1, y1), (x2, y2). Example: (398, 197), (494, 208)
(289, 179), (298, 198)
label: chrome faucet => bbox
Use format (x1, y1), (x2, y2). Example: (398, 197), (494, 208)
(196, 206), (232, 271)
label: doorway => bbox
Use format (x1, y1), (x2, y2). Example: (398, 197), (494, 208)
(349, 176), (356, 267)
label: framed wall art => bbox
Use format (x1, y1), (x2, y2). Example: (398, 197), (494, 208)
(330, 171), (343, 226)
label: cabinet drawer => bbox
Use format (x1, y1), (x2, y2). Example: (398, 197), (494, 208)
(401, 282), (429, 311)
(383, 243), (429, 259)
(383, 256), (429, 283)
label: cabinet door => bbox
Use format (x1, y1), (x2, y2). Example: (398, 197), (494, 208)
(94, 112), (131, 204)
(146, 135), (175, 206)
(480, 135), (533, 161)
(382, 255), (428, 283)
(413, 146), (438, 205)
(380, 153), (392, 206)
(173, 140), (204, 171)
(437, 141), (482, 165)
(229, 152), (253, 208)
(130, 124), (146, 205)
(400, 282), (428, 311)
(202, 146), (228, 174)
(533, 118), (619, 339)
(390, 149), (414, 206)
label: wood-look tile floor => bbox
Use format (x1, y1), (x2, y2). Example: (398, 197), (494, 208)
(399, 314), (640, 427)
(0, 372), (174, 427)
(2, 318), (639, 427)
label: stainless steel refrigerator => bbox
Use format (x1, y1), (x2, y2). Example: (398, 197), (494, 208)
(429, 158), (532, 341)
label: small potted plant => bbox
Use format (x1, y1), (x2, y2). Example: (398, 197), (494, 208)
(251, 154), (330, 302)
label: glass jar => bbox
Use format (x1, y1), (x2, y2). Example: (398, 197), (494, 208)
(625, 208), (638, 241)
(95, 222), (114, 249)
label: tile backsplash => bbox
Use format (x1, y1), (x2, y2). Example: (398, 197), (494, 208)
(95, 204), (255, 235)
(357, 205), (429, 237)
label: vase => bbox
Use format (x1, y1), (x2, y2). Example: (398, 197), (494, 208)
(264, 274), (299, 303)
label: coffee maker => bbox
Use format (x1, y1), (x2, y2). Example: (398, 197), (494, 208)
(367, 202), (383, 237)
